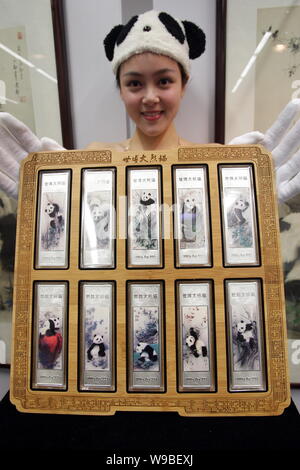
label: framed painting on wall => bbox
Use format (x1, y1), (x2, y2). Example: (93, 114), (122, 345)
(0, 0), (73, 367)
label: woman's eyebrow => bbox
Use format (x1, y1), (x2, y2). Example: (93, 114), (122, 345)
(153, 68), (176, 75)
(122, 68), (176, 77)
(122, 71), (143, 77)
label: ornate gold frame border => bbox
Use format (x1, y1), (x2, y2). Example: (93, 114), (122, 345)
(10, 146), (290, 416)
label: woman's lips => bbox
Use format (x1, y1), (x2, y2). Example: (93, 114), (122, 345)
(141, 111), (163, 121)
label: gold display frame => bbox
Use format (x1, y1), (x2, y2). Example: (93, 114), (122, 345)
(10, 145), (290, 416)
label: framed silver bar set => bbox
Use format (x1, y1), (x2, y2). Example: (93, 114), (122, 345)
(31, 163), (267, 393)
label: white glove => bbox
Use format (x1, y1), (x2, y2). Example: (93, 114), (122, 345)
(228, 99), (300, 204)
(0, 112), (65, 199)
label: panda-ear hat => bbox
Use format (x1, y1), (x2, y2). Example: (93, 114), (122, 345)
(104, 10), (206, 76)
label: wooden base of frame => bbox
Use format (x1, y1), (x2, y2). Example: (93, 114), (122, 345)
(10, 145), (290, 416)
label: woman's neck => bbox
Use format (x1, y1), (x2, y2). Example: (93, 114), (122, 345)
(128, 125), (181, 151)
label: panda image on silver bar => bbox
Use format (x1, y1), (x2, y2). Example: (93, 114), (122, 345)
(132, 189), (158, 250)
(233, 314), (259, 370)
(179, 191), (203, 246)
(87, 333), (106, 362)
(83, 305), (110, 372)
(185, 327), (207, 359)
(87, 197), (110, 249)
(182, 306), (209, 373)
(128, 282), (164, 391)
(42, 201), (65, 250)
(135, 342), (158, 365)
(38, 316), (63, 370)
(225, 189), (253, 249)
(133, 306), (159, 372)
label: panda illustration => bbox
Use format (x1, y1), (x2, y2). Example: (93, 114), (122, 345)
(136, 342), (158, 364)
(39, 318), (63, 369)
(45, 202), (64, 230)
(51, 316), (60, 330)
(87, 334), (106, 361)
(44, 202), (64, 248)
(234, 318), (259, 369)
(227, 197), (249, 228)
(88, 198), (110, 248)
(135, 191), (156, 241)
(236, 320), (255, 349)
(180, 193), (201, 242)
(40, 318), (55, 336)
(185, 327), (207, 358)
(141, 192), (155, 207)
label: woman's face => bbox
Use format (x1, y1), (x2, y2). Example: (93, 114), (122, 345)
(119, 52), (186, 138)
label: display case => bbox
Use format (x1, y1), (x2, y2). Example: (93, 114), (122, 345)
(10, 145), (290, 416)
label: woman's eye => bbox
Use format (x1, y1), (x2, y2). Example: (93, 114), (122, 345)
(159, 78), (171, 86)
(127, 80), (142, 88)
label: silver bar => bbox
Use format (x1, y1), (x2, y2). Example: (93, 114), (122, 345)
(127, 281), (165, 392)
(225, 279), (267, 392)
(31, 282), (68, 390)
(127, 167), (163, 267)
(219, 165), (260, 266)
(176, 280), (216, 392)
(173, 165), (211, 267)
(79, 282), (116, 391)
(35, 170), (71, 269)
(80, 168), (116, 269)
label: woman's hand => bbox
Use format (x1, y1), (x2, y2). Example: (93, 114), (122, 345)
(0, 113), (64, 199)
(228, 99), (300, 203)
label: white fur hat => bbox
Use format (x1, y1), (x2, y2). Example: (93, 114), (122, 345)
(104, 10), (206, 76)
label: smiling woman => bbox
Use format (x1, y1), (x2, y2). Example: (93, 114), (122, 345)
(86, 10), (206, 153)
(118, 53), (186, 150)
